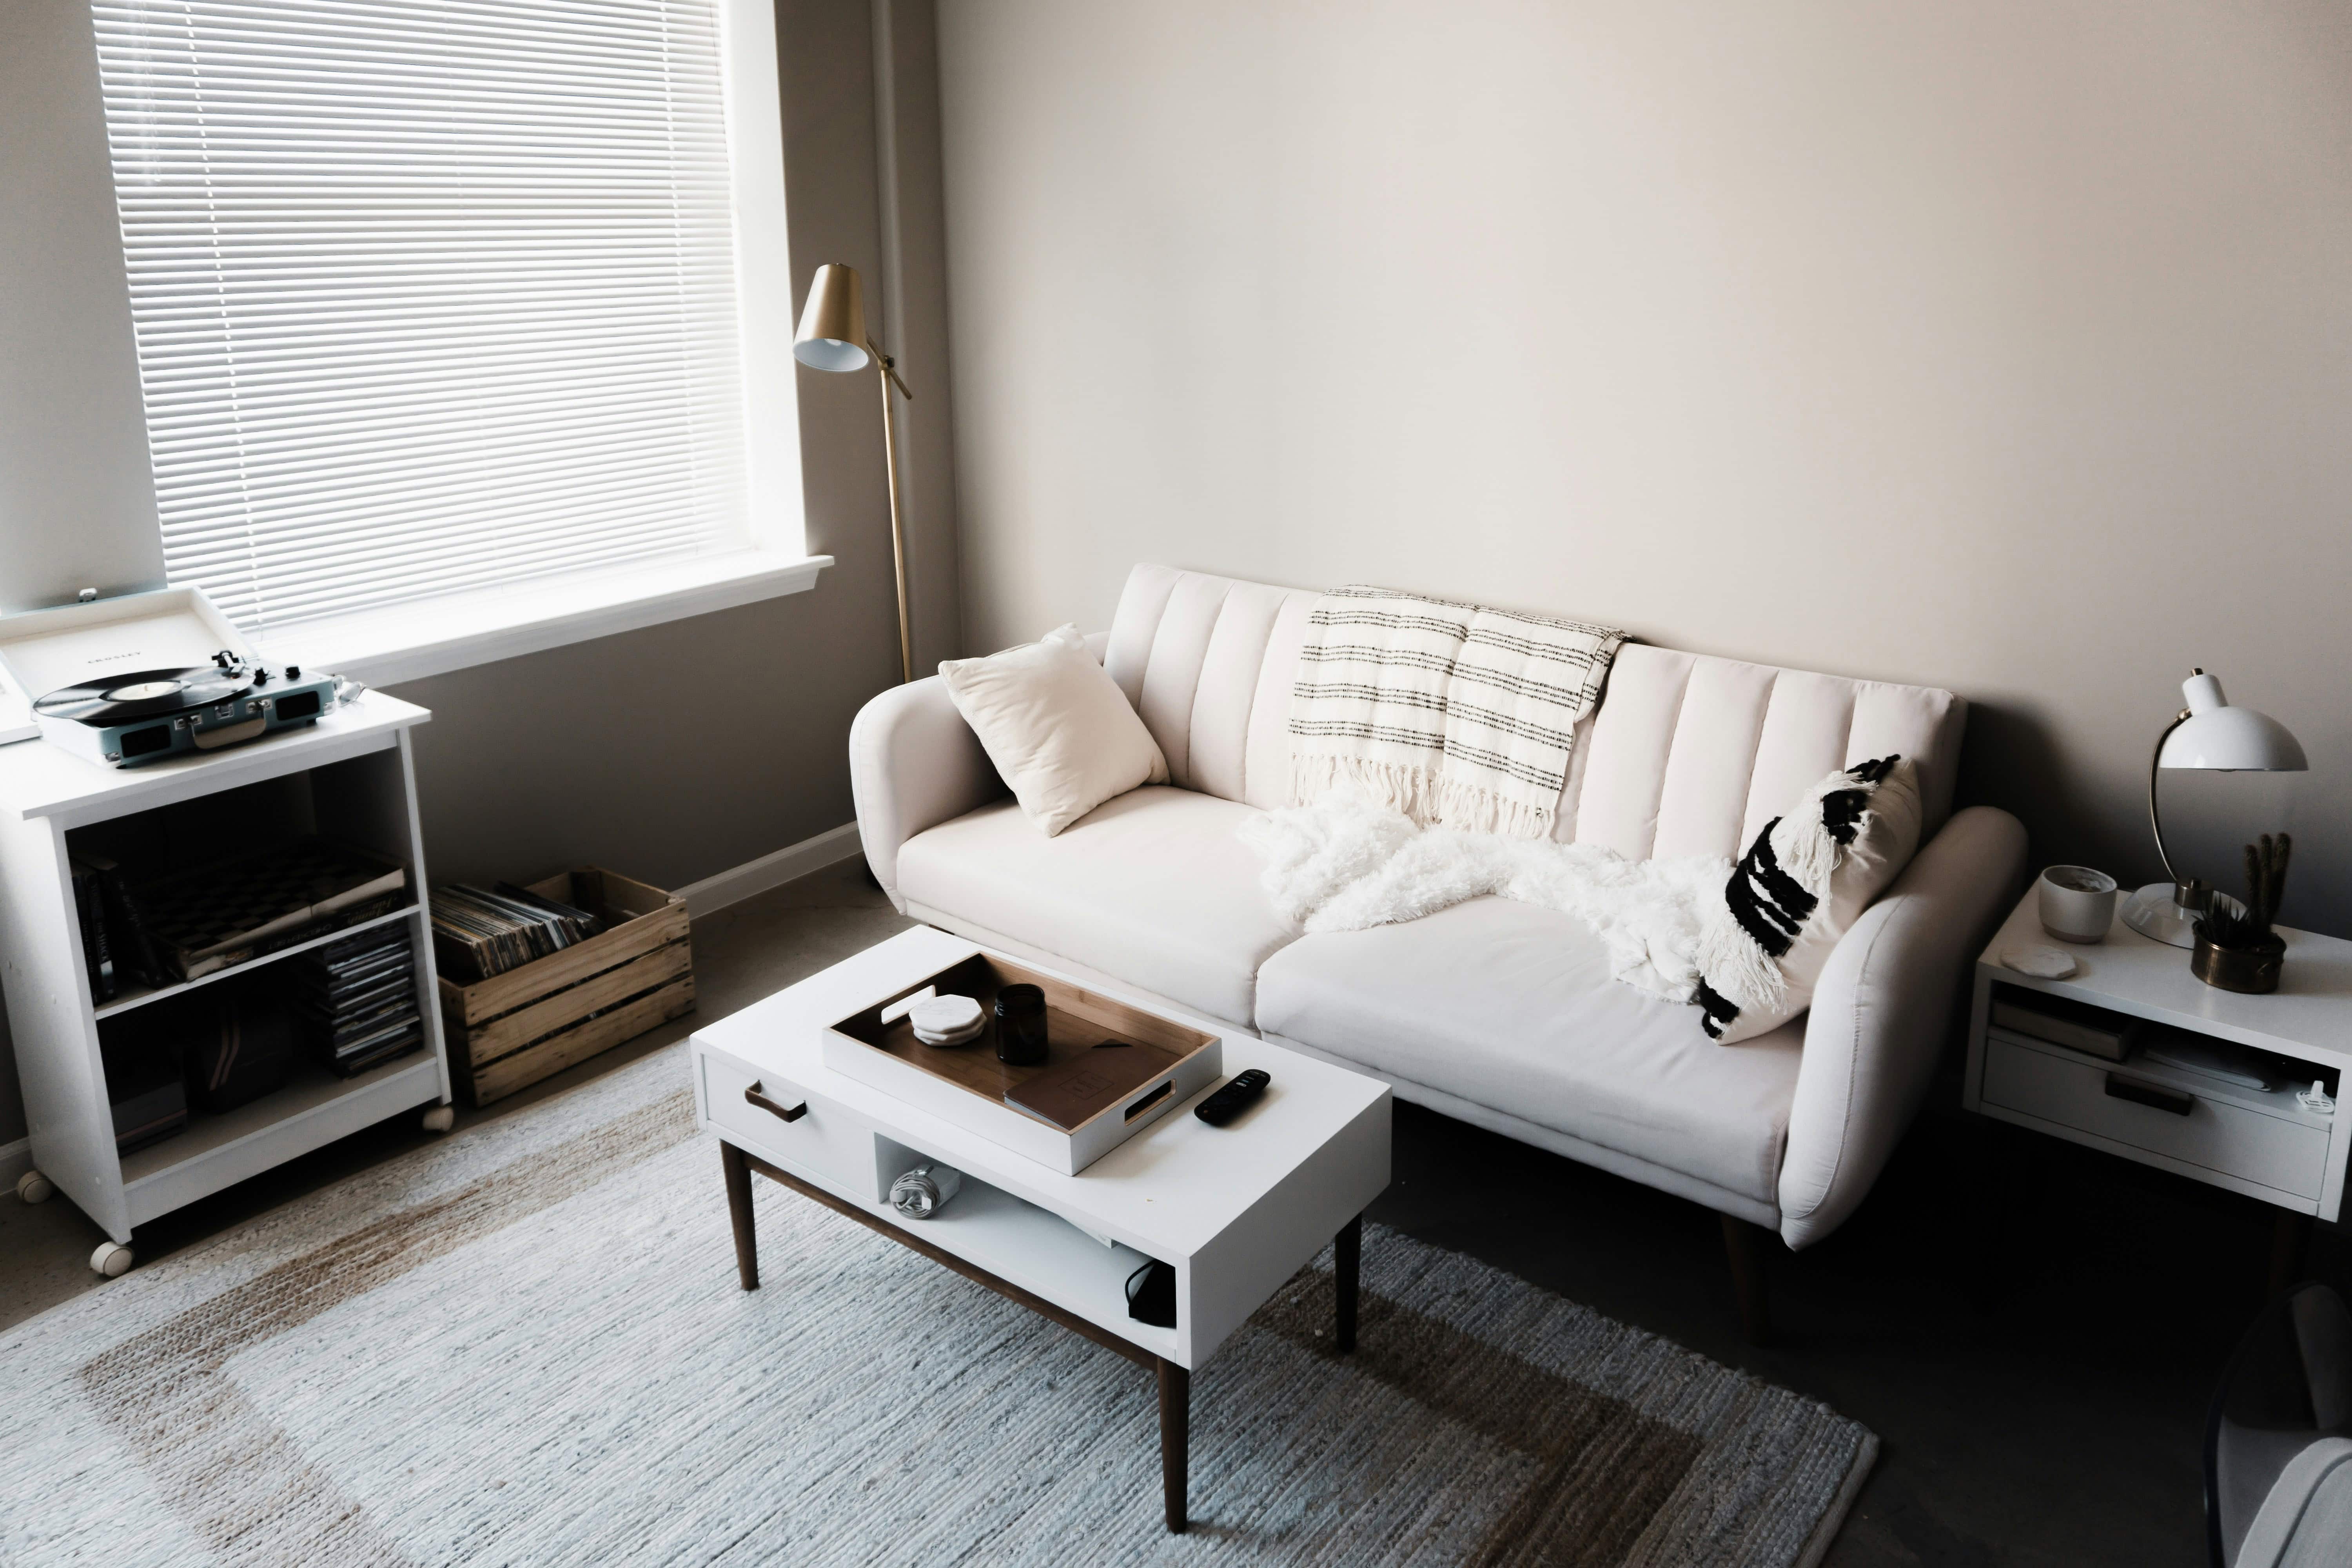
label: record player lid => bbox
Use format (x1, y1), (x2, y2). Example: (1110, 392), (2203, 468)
(0, 588), (253, 747)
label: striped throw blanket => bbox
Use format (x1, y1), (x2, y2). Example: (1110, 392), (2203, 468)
(1289, 584), (1624, 839)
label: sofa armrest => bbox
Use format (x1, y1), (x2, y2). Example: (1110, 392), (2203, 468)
(848, 675), (1005, 911)
(1777, 805), (2027, 1249)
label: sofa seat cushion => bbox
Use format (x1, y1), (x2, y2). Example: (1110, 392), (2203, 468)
(1255, 896), (1804, 1204)
(895, 786), (1298, 1026)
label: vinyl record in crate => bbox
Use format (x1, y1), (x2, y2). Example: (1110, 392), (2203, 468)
(35, 666), (254, 725)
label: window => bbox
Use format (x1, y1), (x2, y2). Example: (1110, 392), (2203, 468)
(89, 0), (809, 665)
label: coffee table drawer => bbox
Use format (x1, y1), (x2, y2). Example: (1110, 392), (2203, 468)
(701, 1051), (877, 1198)
(1982, 1037), (2327, 1199)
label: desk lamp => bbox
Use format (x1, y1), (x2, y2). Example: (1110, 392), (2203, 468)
(2122, 669), (2307, 946)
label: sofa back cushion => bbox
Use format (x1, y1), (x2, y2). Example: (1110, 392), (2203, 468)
(1103, 564), (1966, 860)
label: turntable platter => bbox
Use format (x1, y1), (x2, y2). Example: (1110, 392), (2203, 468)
(35, 666), (255, 725)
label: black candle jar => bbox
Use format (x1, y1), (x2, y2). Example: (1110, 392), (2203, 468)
(994, 984), (1048, 1066)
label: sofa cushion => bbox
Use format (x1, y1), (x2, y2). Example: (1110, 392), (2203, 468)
(895, 786), (1299, 1026)
(1702, 754), (1924, 1044)
(1255, 895), (1804, 1204)
(938, 623), (1169, 836)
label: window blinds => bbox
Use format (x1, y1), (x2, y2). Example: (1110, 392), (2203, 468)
(90, 0), (754, 635)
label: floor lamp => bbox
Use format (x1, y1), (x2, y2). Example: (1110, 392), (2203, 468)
(793, 263), (917, 684)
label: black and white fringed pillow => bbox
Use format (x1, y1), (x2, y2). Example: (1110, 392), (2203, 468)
(1693, 755), (1924, 1044)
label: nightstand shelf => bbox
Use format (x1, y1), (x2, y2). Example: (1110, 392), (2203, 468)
(1964, 889), (2352, 1259)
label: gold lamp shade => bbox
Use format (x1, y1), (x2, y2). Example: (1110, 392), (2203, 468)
(793, 263), (871, 372)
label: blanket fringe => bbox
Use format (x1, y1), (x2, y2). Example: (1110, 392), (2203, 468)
(1292, 754), (1445, 825)
(1434, 776), (1555, 840)
(1292, 755), (1557, 838)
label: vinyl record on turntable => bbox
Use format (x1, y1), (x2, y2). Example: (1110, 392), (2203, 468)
(0, 588), (341, 768)
(35, 666), (254, 726)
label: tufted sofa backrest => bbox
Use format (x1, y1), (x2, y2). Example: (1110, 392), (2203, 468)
(1102, 563), (1967, 860)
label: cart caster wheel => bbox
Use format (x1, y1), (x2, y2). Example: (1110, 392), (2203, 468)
(90, 1242), (134, 1278)
(16, 1169), (54, 1205)
(421, 1105), (455, 1134)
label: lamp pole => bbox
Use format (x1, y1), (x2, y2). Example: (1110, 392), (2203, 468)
(873, 340), (914, 685)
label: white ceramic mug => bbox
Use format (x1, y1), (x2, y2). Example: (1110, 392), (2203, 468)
(2039, 865), (2118, 943)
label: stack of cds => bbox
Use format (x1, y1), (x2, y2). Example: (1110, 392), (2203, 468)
(291, 924), (423, 1076)
(430, 883), (603, 983)
(908, 994), (985, 1047)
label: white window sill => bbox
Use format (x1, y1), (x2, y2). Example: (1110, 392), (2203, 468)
(253, 549), (833, 689)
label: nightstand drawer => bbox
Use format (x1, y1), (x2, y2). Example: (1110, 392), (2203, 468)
(1982, 1038), (2329, 1199)
(699, 1051), (878, 1199)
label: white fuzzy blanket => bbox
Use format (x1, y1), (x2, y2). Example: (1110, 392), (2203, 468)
(1239, 790), (1738, 1005)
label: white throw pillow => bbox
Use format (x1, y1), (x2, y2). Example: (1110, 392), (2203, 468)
(1694, 755), (1923, 1044)
(939, 624), (1169, 836)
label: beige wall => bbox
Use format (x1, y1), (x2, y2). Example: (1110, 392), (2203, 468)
(0, 0), (956, 1152)
(936, 0), (2352, 933)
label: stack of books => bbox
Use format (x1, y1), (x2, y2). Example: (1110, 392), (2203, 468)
(290, 924), (423, 1076)
(430, 883), (603, 983)
(1989, 987), (2142, 1062)
(67, 853), (166, 1001)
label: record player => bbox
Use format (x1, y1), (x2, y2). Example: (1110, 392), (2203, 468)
(0, 588), (345, 769)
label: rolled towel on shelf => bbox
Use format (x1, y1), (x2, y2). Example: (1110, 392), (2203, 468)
(890, 1162), (962, 1219)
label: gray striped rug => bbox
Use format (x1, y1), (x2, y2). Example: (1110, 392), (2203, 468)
(0, 1045), (1872, 1566)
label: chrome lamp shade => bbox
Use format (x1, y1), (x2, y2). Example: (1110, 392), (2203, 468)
(2122, 670), (2308, 947)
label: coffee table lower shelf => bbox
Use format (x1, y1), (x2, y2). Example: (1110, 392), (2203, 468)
(717, 1140), (1363, 1534)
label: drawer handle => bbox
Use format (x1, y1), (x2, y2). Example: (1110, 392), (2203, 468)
(745, 1082), (808, 1123)
(2105, 1075), (2192, 1116)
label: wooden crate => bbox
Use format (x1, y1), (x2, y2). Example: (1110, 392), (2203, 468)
(438, 867), (694, 1106)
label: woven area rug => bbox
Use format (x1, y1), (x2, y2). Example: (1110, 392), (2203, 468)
(0, 1044), (1873, 1566)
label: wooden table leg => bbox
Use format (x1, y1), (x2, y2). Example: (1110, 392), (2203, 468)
(1158, 1359), (1189, 1533)
(722, 1141), (759, 1292)
(1335, 1214), (1362, 1354)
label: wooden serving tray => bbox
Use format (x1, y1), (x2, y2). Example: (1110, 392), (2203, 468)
(823, 949), (1223, 1174)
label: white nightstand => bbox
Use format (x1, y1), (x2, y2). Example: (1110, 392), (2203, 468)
(1962, 889), (2352, 1289)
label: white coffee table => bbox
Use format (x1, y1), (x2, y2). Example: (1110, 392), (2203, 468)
(688, 926), (1392, 1533)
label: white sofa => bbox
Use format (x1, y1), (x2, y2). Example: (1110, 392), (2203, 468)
(851, 565), (2026, 1325)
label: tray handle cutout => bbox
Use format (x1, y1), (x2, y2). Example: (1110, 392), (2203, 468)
(1124, 1080), (1174, 1123)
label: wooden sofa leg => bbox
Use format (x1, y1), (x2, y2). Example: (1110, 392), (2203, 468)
(1721, 1214), (1773, 1347)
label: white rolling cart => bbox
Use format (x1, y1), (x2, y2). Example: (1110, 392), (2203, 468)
(0, 691), (454, 1275)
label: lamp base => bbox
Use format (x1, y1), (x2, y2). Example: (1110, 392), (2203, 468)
(2122, 882), (2203, 948)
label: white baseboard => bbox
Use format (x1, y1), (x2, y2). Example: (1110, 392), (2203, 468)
(675, 822), (863, 918)
(0, 1136), (29, 1190)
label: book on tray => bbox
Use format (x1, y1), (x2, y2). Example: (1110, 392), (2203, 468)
(1003, 1040), (1183, 1132)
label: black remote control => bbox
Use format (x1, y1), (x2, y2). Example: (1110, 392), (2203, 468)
(1194, 1069), (1270, 1127)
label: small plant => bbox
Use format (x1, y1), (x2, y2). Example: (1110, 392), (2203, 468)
(2199, 833), (2292, 952)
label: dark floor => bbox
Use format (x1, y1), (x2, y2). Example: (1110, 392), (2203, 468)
(4, 858), (2332, 1565)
